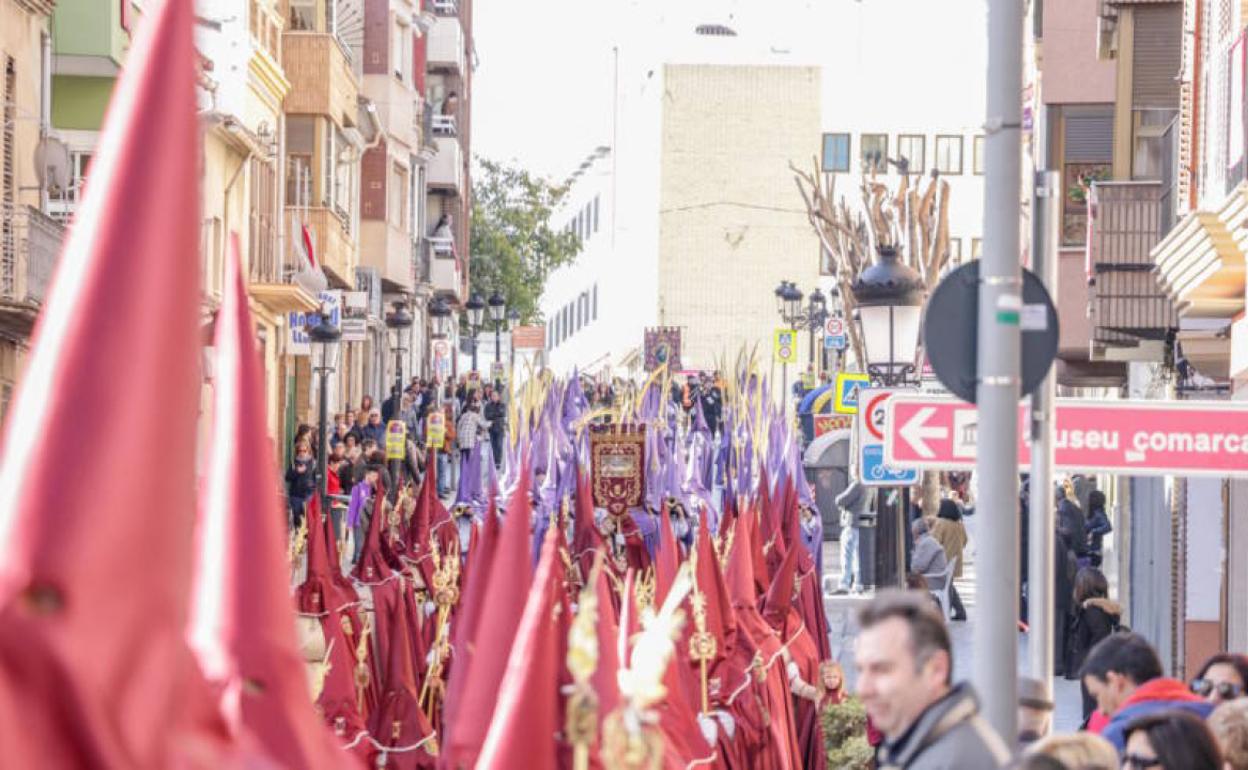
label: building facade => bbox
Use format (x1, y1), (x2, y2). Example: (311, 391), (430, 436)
(540, 1), (990, 380)
(1, 0), (63, 426)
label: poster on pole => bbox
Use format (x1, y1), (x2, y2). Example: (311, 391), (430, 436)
(426, 411), (445, 450)
(385, 420), (406, 460)
(341, 291), (368, 342)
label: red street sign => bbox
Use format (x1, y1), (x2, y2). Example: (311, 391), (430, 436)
(884, 395), (1248, 478)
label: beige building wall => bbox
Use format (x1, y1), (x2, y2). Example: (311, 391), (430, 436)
(658, 64), (822, 372)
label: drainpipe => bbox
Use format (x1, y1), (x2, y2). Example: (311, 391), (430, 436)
(40, 29), (52, 213)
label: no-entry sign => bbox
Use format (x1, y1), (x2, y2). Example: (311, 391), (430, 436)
(884, 395), (1248, 478)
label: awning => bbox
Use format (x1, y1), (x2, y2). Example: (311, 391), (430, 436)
(248, 283), (320, 316)
(1152, 188), (1245, 318)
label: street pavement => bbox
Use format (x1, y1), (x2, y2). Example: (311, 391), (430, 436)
(821, 533), (1084, 735)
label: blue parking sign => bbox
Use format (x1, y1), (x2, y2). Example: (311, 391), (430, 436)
(860, 444), (919, 485)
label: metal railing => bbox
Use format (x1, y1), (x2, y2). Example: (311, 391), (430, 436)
(431, 114), (457, 137)
(1, 204), (63, 305)
(429, 234), (455, 258)
(431, 0), (458, 16)
(1086, 181), (1177, 349)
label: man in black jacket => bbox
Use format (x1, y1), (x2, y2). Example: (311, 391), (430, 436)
(483, 388), (507, 469)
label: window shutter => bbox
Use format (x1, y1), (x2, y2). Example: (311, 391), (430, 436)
(364, 0), (389, 76)
(1132, 5), (1182, 109)
(1064, 108), (1115, 162)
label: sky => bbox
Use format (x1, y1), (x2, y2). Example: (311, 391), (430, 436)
(471, 0), (989, 181)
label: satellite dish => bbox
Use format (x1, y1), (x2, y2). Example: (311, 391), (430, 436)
(34, 136), (70, 195)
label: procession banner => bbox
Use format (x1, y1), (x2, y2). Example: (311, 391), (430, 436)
(589, 424), (646, 516)
(644, 327), (682, 372)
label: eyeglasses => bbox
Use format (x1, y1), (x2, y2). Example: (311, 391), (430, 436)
(1190, 678), (1244, 699)
(1122, 755), (1161, 769)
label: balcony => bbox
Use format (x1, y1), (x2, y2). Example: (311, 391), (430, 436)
(428, 135), (463, 194)
(359, 218), (414, 292)
(282, 31), (359, 127)
(0, 204), (63, 338)
(287, 206), (355, 288)
(430, 252), (462, 299)
(427, 13), (466, 75)
(430, 0), (458, 16)
(1086, 181), (1178, 361)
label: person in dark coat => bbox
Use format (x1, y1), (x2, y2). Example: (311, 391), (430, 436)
(1057, 481), (1088, 560)
(1064, 567), (1123, 722)
(483, 389), (506, 469)
(1053, 524), (1079, 677)
(285, 442), (316, 528)
(1085, 490), (1112, 567)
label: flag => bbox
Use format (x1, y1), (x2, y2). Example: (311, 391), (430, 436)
(0, 0), (210, 764)
(188, 237), (354, 768)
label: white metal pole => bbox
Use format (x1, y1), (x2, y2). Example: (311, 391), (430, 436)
(975, 0), (1025, 741)
(1028, 170), (1059, 713)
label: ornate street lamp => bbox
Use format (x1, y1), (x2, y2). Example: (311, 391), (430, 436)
(851, 245), (924, 387)
(465, 291), (486, 372)
(488, 289), (507, 379)
(308, 306), (342, 515)
(385, 301), (414, 494)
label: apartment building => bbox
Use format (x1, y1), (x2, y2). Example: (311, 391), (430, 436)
(541, 0), (989, 378)
(1028, 0), (1248, 674)
(0, 0), (63, 426)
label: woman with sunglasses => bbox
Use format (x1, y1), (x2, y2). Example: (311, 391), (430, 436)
(1121, 710), (1223, 770)
(1192, 653), (1248, 705)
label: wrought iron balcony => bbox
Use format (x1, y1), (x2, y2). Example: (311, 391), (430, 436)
(431, 113), (457, 137)
(0, 204), (63, 337)
(1086, 180), (1178, 360)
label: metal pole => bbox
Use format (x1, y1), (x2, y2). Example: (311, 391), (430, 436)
(494, 324), (502, 375)
(1028, 170), (1059, 703)
(975, 0), (1024, 742)
(392, 349), (404, 500)
(317, 368), (330, 508)
(471, 328), (479, 372)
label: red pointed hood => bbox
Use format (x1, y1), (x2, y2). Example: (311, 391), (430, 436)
(443, 457), (533, 768)
(589, 556), (621, 722)
(476, 527), (563, 769)
(297, 497), (339, 614)
(0, 0), (213, 763)
(694, 515), (736, 659)
(655, 502), (680, 604)
(758, 466), (776, 548)
(725, 512), (757, 610)
(747, 506), (769, 596)
(351, 484), (391, 583)
(188, 240), (351, 768)
(761, 532), (800, 632)
(441, 486), (499, 736)
(570, 470), (605, 578)
(367, 596), (437, 762)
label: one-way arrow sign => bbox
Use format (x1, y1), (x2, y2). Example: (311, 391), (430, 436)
(884, 394), (1248, 478)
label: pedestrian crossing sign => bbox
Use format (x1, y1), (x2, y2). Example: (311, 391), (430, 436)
(773, 328), (797, 364)
(833, 372), (870, 414)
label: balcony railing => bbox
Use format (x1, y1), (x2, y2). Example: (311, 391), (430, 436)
(431, 113), (457, 137)
(431, 0), (458, 16)
(414, 238), (431, 285)
(429, 234), (455, 259)
(1086, 181), (1178, 355)
(1, 204), (63, 306)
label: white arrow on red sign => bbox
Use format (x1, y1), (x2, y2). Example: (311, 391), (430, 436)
(884, 395), (1248, 478)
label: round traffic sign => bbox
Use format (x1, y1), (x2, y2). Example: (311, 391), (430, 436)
(865, 392), (891, 440)
(825, 316), (845, 337)
(923, 261), (1059, 404)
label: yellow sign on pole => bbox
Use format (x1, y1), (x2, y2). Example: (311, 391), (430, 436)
(426, 411), (446, 450)
(773, 328), (797, 364)
(833, 372), (870, 414)
(385, 420), (407, 460)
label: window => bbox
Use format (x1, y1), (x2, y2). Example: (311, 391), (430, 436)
(1132, 108), (1176, 180)
(860, 134), (888, 173)
(821, 133), (850, 172)
(973, 136), (985, 174)
(393, 16), (412, 84)
(593, 196), (600, 233)
(971, 238), (982, 259)
(248, 157), (277, 281)
(323, 122), (355, 227)
(935, 136), (963, 174)
(948, 238), (962, 261)
(592, 284), (598, 320)
(289, 0), (315, 30)
(391, 163), (409, 232)
(896, 135), (925, 173)
(285, 116), (315, 207)
(1060, 106), (1113, 246)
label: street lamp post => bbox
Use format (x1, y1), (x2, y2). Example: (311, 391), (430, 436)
(465, 291), (486, 372)
(308, 306), (342, 535)
(385, 301), (413, 496)
(774, 280), (829, 404)
(850, 245), (924, 588)
(487, 289), (506, 382)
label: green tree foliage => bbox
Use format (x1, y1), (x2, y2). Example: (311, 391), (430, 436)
(822, 696), (874, 769)
(469, 158), (581, 325)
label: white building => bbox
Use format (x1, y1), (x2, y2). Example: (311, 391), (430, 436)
(540, 0), (989, 378)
